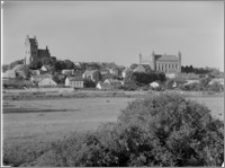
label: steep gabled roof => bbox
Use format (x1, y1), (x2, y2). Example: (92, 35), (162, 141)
(83, 70), (100, 76)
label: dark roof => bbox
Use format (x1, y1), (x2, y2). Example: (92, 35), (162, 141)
(68, 77), (84, 81)
(155, 55), (179, 61)
(38, 49), (50, 58)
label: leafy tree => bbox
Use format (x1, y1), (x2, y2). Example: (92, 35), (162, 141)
(128, 72), (166, 84)
(129, 63), (138, 70)
(29, 60), (43, 70)
(63, 60), (74, 69)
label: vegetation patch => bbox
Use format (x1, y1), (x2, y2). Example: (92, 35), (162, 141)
(3, 93), (224, 166)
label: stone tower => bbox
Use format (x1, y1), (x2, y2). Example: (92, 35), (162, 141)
(25, 35), (38, 65)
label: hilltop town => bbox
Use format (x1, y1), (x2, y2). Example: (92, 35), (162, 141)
(2, 35), (224, 92)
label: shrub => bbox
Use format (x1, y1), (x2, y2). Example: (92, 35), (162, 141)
(208, 82), (224, 92)
(118, 94), (224, 166)
(83, 79), (96, 88)
(165, 79), (175, 89)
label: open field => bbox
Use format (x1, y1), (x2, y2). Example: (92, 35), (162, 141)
(3, 95), (224, 141)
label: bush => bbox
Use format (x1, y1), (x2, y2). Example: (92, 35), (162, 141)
(208, 82), (224, 92)
(83, 79), (96, 88)
(165, 79), (175, 89)
(118, 94), (224, 166)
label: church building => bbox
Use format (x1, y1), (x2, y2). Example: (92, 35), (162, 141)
(25, 35), (51, 65)
(139, 51), (182, 73)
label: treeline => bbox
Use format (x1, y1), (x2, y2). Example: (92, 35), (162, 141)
(182, 65), (213, 74)
(126, 71), (166, 84)
(6, 56), (124, 72)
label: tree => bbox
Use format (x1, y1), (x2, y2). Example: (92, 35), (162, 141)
(63, 60), (74, 69)
(29, 60), (43, 70)
(129, 63), (138, 70)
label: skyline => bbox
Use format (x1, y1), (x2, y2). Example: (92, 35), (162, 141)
(2, 1), (224, 71)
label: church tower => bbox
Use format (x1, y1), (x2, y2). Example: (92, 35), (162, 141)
(25, 35), (38, 65)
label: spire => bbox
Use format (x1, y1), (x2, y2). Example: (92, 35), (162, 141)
(178, 50), (181, 56)
(139, 52), (142, 64)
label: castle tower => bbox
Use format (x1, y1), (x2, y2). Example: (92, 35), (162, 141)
(178, 51), (182, 72)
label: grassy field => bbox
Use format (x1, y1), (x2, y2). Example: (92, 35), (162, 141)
(3, 96), (224, 140)
(2, 94), (224, 166)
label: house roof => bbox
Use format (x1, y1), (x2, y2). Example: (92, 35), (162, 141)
(155, 55), (179, 61)
(12, 64), (26, 71)
(134, 64), (152, 72)
(67, 77), (84, 81)
(83, 70), (99, 76)
(38, 78), (57, 85)
(105, 79), (121, 84)
(100, 70), (110, 75)
(97, 82), (112, 89)
(41, 65), (52, 71)
(32, 74), (52, 81)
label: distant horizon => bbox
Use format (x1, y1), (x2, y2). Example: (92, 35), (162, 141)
(2, 1), (224, 71)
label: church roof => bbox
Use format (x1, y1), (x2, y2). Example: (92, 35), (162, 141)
(38, 49), (50, 58)
(155, 55), (179, 61)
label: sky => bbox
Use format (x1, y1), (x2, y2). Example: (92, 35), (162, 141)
(2, 1), (224, 71)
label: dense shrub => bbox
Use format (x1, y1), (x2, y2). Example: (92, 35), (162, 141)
(208, 81), (224, 92)
(117, 94), (224, 166)
(180, 83), (201, 91)
(164, 79), (175, 89)
(119, 82), (139, 91)
(4, 94), (224, 166)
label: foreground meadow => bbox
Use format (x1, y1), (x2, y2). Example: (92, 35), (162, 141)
(3, 93), (224, 166)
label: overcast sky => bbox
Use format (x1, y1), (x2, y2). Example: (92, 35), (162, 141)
(2, 1), (224, 70)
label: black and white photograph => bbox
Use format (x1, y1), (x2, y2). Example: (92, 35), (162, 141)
(1, 1), (224, 167)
